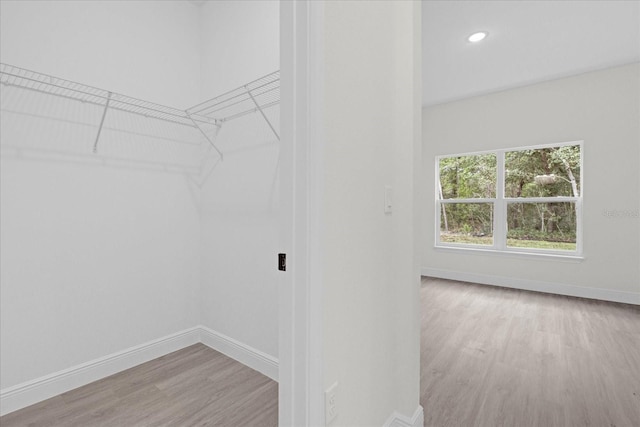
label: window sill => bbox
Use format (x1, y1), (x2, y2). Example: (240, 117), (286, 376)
(434, 244), (585, 262)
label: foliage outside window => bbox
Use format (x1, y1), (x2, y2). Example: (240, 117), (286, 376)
(436, 142), (582, 255)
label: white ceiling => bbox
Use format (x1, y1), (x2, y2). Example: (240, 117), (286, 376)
(422, 0), (640, 107)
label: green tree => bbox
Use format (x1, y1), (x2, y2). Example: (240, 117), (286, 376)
(439, 145), (580, 246)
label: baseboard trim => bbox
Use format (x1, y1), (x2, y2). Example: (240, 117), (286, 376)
(0, 327), (200, 416)
(383, 405), (424, 427)
(422, 268), (640, 305)
(1, 326), (280, 417)
(198, 325), (279, 382)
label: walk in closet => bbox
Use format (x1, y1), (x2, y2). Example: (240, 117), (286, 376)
(0, 0), (280, 415)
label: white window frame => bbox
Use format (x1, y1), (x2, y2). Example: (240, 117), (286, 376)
(435, 140), (583, 258)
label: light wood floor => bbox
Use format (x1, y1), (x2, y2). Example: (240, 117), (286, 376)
(421, 277), (640, 427)
(0, 343), (278, 426)
(4, 279), (638, 426)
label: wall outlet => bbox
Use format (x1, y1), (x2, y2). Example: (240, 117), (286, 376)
(325, 382), (339, 424)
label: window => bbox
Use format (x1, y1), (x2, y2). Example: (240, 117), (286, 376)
(436, 142), (582, 256)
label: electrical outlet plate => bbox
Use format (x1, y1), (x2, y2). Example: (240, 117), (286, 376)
(325, 382), (338, 424)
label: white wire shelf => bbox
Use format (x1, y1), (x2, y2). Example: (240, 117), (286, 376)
(186, 71), (280, 141)
(0, 63), (216, 128)
(187, 71), (280, 122)
(0, 62), (280, 159)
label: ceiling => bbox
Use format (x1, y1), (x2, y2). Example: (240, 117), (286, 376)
(422, 0), (640, 107)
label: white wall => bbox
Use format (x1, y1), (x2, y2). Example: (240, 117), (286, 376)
(0, 0), (201, 108)
(199, 0), (279, 100)
(321, 1), (422, 424)
(422, 63), (640, 303)
(0, 0), (202, 390)
(198, 1), (280, 359)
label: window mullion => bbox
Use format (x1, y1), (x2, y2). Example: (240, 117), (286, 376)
(494, 151), (506, 250)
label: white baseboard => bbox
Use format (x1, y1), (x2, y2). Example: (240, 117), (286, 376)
(422, 268), (640, 305)
(0, 327), (200, 416)
(383, 405), (424, 427)
(198, 325), (279, 382)
(0, 325), (280, 417)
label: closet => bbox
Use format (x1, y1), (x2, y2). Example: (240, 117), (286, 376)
(0, 0), (280, 415)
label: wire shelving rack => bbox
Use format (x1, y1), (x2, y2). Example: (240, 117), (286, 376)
(0, 63), (280, 160)
(187, 71), (280, 141)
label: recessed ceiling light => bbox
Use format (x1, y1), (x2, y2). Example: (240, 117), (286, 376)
(468, 32), (488, 43)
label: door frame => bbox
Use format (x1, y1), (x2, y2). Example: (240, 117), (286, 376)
(278, 1), (325, 425)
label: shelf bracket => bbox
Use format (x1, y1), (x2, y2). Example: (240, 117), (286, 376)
(93, 91), (112, 153)
(246, 86), (280, 141)
(187, 113), (224, 160)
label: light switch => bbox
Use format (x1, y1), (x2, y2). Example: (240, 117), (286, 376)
(384, 185), (392, 214)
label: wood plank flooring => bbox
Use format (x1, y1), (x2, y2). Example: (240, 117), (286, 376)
(0, 344), (278, 427)
(4, 279), (638, 426)
(421, 277), (640, 427)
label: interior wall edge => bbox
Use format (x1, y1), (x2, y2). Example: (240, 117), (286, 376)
(383, 405), (425, 427)
(198, 325), (279, 382)
(0, 327), (201, 416)
(421, 268), (640, 305)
